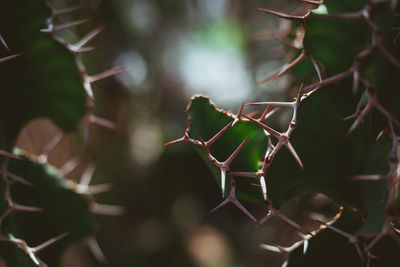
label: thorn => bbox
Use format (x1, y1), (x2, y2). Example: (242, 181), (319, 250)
(227, 171), (259, 178)
(353, 70), (360, 93)
(34, 232), (69, 252)
(255, 210), (273, 230)
(345, 102), (373, 137)
(224, 137), (249, 166)
(286, 142), (304, 169)
(303, 239), (309, 254)
(0, 53), (22, 63)
(72, 46), (96, 53)
(83, 119), (90, 147)
(87, 237), (107, 264)
(364, 230), (385, 253)
(246, 101), (294, 108)
(58, 157), (80, 177)
(258, 8), (310, 22)
(207, 197), (231, 216)
(73, 25), (106, 49)
(220, 168), (226, 198)
(243, 115), (281, 138)
(40, 132), (63, 158)
(90, 203), (126, 216)
(232, 198), (258, 224)
(14, 204), (44, 212)
(0, 149), (23, 160)
(275, 211), (311, 236)
(2, 170), (32, 186)
(52, 18), (91, 32)
(343, 110), (361, 121)
(297, 0), (322, 4)
(86, 183), (112, 194)
(207, 177), (258, 223)
(89, 115), (119, 131)
(0, 34), (10, 52)
(265, 28), (299, 49)
(349, 174), (387, 181)
(205, 120), (234, 147)
(232, 103), (244, 126)
(245, 110), (260, 118)
(79, 164), (96, 186)
(257, 50), (307, 84)
(87, 66), (127, 83)
(164, 136), (186, 146)
(260, 176), (268, 201)
(260, 107), (280, 123)
(379, 46), (400, 69)
(376, 129), (386, 141)
(52, 2), (88, 17)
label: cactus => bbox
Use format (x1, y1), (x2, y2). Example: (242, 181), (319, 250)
(0, 1), (124, 266)
(169, 0), (400, 266)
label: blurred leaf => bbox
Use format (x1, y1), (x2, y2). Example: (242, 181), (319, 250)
(0, 151), (95, 266)
(0, 0), (86, 142)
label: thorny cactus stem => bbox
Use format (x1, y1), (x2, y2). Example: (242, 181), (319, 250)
(168, 0), (400, 266)
(0, 1), (125, 265)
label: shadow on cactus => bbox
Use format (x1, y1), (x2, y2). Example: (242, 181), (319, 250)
(168, 0), (400, 266)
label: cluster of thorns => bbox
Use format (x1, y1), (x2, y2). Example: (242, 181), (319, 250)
(0, 2), (126, 266)
(168, 0), (400, 266)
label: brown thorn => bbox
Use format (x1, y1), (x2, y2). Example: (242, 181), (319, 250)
(353, 70), (360, 94)
(34, 232), (69, 253)
(89, 115), (119, 131)
(0, 149), (23, 160)
(87, 66), (127, 83)
(233, 103), (244, 126)
(265, 28), (299, 49)
(164, 136), (186, 146)
(349, 174), (388, 182)
(52, 18), (91, 32)
(254, 210), (273, 230)
(258, 8), (310, 22)
(257, 50), (307, 85)
(259, 104), (271, 122)
(52, 2), (88, 17)
(345, 101), (373, 137)
(232, 198), (258, 224)
(246, 101), (294, 108)
(285, 141), (304, 169)
(275, 211), (311, 236)
(262, 107), (280, 122)
(14, 204), (44, 212)
(207, 197), (231, 216)
(205, 120), (234, 147)
(74, 25), (106, 49)
(224, 137), (249, 166)
(1, 170), (32, 186)
(0, 53), (22, 63)
(228, 171), (260, 178)
(297, 0), (322, 4)
(378, 46), (400, 69)
(0, 34), (10, 52)
(243, 114), (281, 138)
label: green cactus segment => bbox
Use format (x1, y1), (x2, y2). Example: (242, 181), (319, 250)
(0, 0), (86, 142)
(186, 95), (268, 203)
(0, 152), (95, 266)
(185, 89), (392, 234)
